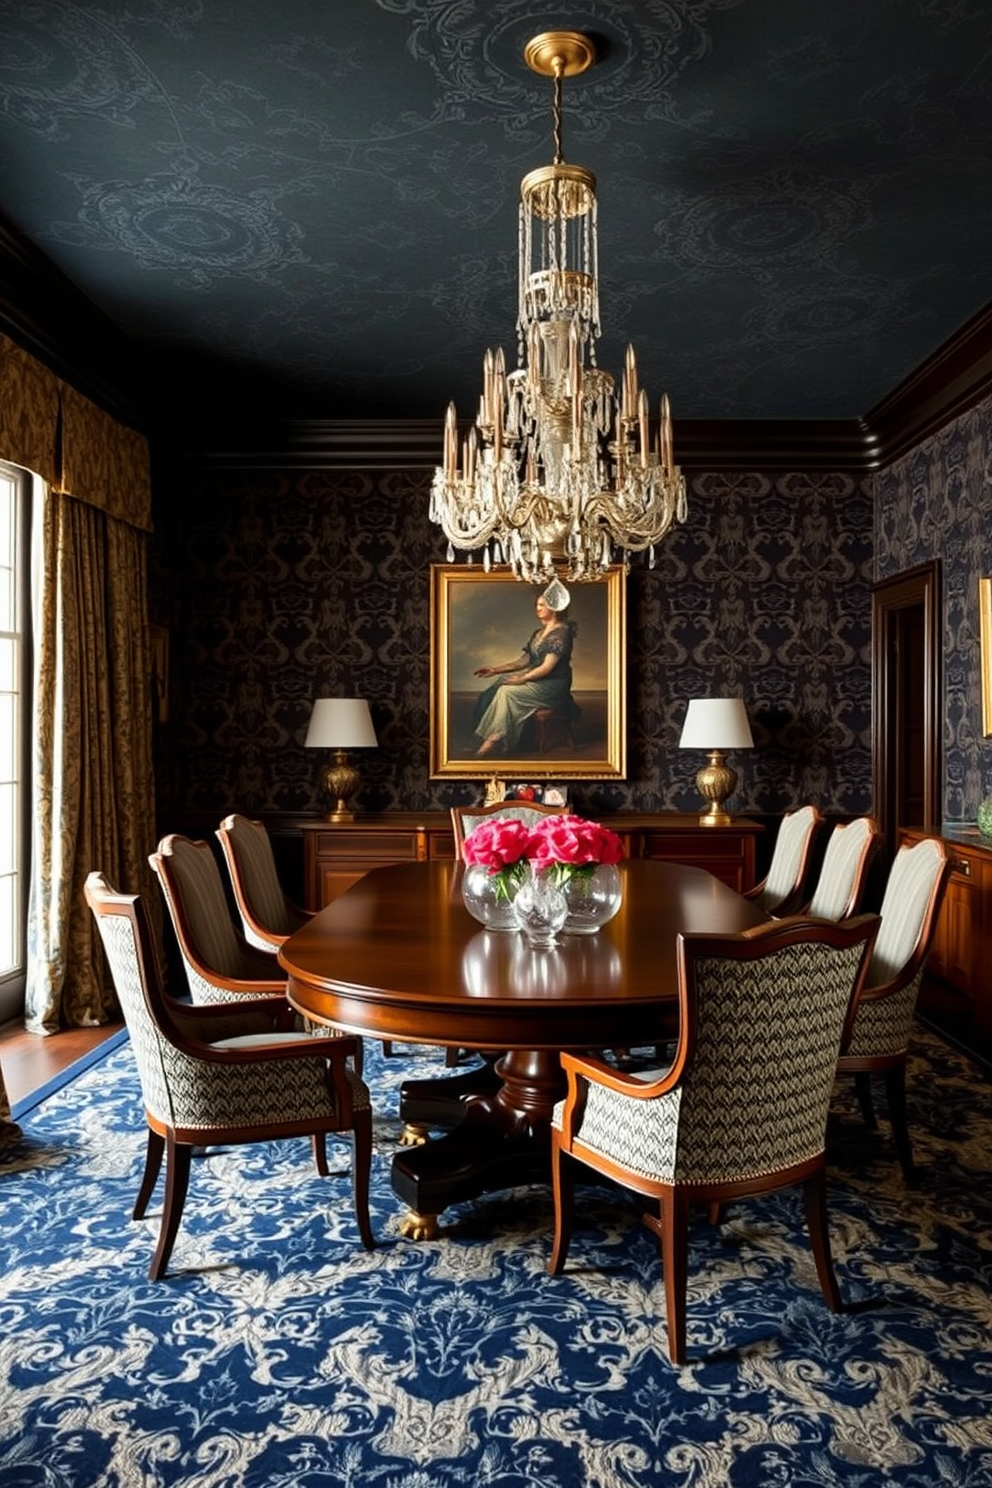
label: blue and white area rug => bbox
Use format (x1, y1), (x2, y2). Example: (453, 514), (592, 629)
(2, 1028), (991, 1487)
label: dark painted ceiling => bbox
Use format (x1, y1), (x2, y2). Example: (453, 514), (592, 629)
(2, 0), (992, 427)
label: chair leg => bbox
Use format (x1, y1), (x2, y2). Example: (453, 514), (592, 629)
(547, 1135), (576, 1275)
(659, 1193), (690, 1366)
(149, 1135), (192, 1281)
(854, 1072), (877, 1129)
(351, 1108), (375, 1251)
(803, 1167), (842, 1313)
(133, 1128), (165, 1220)
(312, 1131), (329, 1177)
(885, 1063), (916, 1184)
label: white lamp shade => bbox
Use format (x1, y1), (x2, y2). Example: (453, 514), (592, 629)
(679, 697), (753, 750)
(305, 697), (378, 749)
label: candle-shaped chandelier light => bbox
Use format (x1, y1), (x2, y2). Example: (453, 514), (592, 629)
(430, 30), (687, 583)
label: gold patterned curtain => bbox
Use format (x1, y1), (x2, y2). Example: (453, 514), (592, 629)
(0, 331), (157, 1034)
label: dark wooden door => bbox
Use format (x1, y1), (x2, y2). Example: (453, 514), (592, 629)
(872, 561), (942, 862)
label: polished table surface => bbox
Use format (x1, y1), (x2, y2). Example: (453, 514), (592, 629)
(280, 859), (769, 1234)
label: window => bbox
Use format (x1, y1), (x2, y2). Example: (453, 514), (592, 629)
(0, 463), (31, 1023)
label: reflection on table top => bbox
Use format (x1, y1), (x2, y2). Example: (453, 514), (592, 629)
(280, 859), (769, 1051)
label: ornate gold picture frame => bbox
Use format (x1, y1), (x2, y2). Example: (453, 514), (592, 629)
(980, 577), (992, 737)
(429, 565), (626, 779)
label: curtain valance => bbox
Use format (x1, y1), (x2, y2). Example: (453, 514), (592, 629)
(0, 332), (151, 530)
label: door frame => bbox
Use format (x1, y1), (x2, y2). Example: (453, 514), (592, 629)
(871, 560), (942, 857)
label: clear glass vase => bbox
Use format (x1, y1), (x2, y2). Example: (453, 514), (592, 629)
(561, 863), (623, 934)
(512, 864), (568, 949)
(461, 862), (524, 931)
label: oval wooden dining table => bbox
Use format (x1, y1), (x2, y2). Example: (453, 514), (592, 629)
(280, 857), (769, 1238)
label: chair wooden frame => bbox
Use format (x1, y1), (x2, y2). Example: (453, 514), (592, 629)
(85, 872), (373, 1279)
(150, 834), (287, 1000)
(216, 813), (312, 952)
(838, 838), (952, 1181)
(549, 913), (879, 1365)
(450, 799), (568, 857)
(743, 804), (824, 917)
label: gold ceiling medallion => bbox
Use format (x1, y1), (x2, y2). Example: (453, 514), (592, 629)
(430, 29), (687, 583)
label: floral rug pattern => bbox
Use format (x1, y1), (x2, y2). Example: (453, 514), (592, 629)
(2, 1028), (991, 1486)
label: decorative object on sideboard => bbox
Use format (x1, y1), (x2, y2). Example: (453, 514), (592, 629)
(977, 795), (992, 840)
(305, 698), (378, 822)
(679, 698), (754, 827)
(429, 30), (686, 584)
(980, 576), (992, 738)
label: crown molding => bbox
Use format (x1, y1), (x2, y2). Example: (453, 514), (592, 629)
(863, 301), (992, 466)
(180, 415), (876, 471)
(0, 213), (148, 432)
(2, 210), (991, 470)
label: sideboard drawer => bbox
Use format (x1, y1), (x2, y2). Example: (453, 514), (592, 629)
(300, 812), (762, 909)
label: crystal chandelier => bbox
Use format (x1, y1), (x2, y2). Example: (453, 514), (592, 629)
(430, 30), (687, 584)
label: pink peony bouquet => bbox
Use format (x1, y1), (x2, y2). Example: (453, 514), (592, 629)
(461, 816), (535, 900)
(527, 814), (625, 886)
(462, 813), (625, 896)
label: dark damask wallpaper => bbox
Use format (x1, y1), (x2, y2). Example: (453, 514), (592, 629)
(875, 389), (992, 822)
(153, 465), (873, 825)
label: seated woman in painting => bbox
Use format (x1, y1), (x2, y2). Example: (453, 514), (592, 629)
(472, 577), (580, 756)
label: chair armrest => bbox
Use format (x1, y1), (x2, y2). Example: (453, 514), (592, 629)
(166, 996), (293, 1043)
(557, 1050), (681, 1149)
(560, 1050), (680, 1098)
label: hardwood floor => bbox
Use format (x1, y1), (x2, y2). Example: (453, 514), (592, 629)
(0, 1019), (125, 1108)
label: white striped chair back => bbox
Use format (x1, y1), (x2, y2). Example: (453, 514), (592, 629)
(808, 817), (878, 920)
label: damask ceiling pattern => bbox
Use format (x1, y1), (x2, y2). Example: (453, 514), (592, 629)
(2, 0), (992, 423)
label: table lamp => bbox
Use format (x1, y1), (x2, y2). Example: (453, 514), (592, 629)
(305, 697), (377, 822)
(679, 697), (753, 826)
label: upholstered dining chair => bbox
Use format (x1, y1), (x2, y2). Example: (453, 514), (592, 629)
(151, 833), (362, 1071)
(84, 871), (373, 1279)
(548, 912), (879, 1365)
(216, 813), (311, 951)
(837, 834), (951, 1181)
(450, 799), (568, 857)
(150, 834), (290, 1004)
(805, 816), (881, 920)
(743, 804), (824, 917)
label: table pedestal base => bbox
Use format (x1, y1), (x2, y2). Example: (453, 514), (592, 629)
(391, 1049), (564, 1231)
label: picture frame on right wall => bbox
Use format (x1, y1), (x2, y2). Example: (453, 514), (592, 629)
(980, 577), (992, 737)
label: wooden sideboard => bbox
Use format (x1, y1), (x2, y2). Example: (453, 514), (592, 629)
(300, 812), (763, 911)
(900, 825), (992, 1059)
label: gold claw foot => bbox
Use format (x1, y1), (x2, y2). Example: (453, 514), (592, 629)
(397, 1123), (429, 1147)
(399, 1209), (440, 1241)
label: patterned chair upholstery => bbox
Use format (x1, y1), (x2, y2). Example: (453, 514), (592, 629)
(450, 799), (568, 857)
(838, 835), (951, 1180)
(149, 834), (289, 1005)
(744, 804), (824, 916)
(806, 816), (880, 920)
(84, 871), (373, 1279)
(152, 833), (360, 1070)
(216, 813), (312, 951)
(548, 913), (879, 1365)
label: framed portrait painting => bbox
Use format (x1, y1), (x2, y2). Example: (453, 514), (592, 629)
(430, 564), (626, 779)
